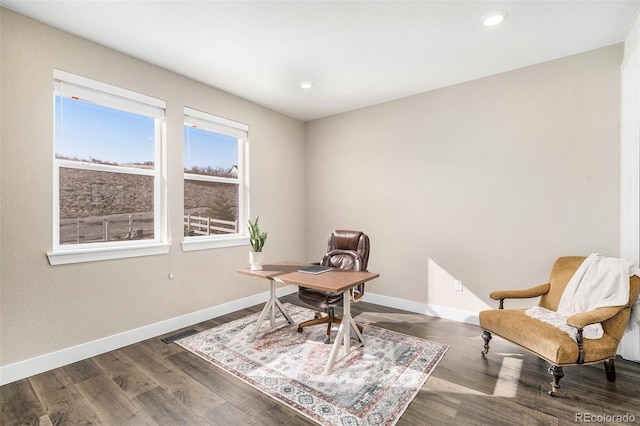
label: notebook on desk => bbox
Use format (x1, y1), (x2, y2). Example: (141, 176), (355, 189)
(298, 265), (332, 275)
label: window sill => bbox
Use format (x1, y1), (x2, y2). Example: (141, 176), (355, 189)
(47, 242), (171, 266)
(181, 235), (249, 252)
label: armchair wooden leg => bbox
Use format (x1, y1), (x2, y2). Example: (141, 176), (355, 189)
(481, 330), (492, 356)
(604, 358), (616, 382)
(548, 365), (564, 397)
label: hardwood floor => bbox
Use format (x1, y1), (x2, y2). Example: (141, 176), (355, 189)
(2, 294), (640, 425)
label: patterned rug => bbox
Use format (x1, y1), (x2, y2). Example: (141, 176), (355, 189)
(176, 303), (448, 426)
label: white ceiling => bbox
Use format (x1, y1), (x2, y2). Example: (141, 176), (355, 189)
(3, 1), (639, 121)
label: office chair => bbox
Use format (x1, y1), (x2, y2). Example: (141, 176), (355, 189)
(297, 230), (370, 343)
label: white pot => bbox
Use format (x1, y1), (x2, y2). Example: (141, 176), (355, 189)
(249, 251), (264, 270)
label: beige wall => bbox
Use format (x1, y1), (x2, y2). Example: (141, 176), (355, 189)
(0, 9), (306, 365)
(305, 44), (623, 313)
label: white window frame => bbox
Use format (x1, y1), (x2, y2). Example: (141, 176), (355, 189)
(181, 107), (249, 252)
(47, 70), (170, 265)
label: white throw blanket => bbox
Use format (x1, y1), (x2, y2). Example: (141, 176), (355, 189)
(526, 254), (639, 340)
(526, 306), (583, 340)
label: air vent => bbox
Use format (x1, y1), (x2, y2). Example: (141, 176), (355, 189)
(161, 329), (199, 344)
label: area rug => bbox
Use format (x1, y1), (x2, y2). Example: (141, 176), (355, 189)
(176, 303), (448, 426)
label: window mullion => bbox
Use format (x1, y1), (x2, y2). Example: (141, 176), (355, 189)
(184, 173), (239, 184)
(53, 160), (61, 248)
(155, 118), (165, 244)
(55, 159), (156, 176)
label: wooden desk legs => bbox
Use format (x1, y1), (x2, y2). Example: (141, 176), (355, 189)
(247, 281), (294, 343)
(323, 290), (366, 374)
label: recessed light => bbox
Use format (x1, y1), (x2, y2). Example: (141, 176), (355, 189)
(299, 81), (313, 89)
(482, 11), (507, 27)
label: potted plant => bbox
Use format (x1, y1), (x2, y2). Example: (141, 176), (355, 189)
(248, 216), (267, 270)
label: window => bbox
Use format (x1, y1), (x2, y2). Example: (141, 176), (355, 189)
(47, 70), (169, 265)
(182, 107), (249, 251)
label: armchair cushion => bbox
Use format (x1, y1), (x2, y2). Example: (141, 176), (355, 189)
(478, 308), (620, 365)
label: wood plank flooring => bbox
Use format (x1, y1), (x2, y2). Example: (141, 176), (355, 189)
(2, 294), (640, 425)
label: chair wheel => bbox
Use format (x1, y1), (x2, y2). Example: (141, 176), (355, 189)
(297, 326), (303, 333)
(548, 391), (556, 397)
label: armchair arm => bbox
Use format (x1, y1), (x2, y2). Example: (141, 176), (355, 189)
(566, 305), (626, 330)
(565, 305), (625, 365)
(490, 283), (550, 308)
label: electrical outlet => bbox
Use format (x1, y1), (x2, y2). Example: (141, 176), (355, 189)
(455, 279), (463, 292)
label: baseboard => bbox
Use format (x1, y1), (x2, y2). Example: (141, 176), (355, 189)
(362, 292), (480, 326)
(0, 285), (299, 385)
(0, 287), (478, 385)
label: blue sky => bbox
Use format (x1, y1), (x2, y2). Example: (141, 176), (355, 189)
(55, 96), (154, 164)
(55, 96), (238, 169)
(184, 126), (237, 171)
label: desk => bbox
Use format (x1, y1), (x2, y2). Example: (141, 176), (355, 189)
(237, 261), (380, 374)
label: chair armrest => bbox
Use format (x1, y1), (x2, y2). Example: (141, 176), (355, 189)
(490, 283), (551, 301)
(350, 284), (365, 303)
(566, 306), (625, 329)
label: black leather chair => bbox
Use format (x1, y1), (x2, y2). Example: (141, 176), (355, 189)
(297, 230), (370, 343)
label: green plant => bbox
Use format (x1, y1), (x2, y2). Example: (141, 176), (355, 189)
(248, 216), (267, 252)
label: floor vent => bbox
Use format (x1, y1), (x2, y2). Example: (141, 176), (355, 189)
(161, 329), (199, 344)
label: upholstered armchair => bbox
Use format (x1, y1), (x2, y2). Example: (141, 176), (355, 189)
(479, 256), (640, 396)
(297, 230), (370, 343)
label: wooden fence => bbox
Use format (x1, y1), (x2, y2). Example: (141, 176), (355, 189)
(59, 213), (153, 244)
(183, 213), (238, 236)
(59, 212), (238, 244)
